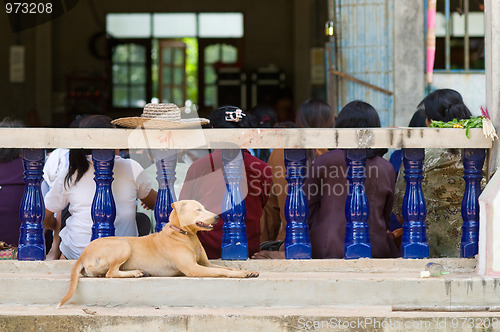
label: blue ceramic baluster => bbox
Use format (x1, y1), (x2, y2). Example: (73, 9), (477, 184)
(284, 149), (312, 259)
(90, 149), (116, 241)
(221, 149), (248, 260)
(401, 148), (429, 258)
(461, 148), (485, 258)
(154, 149), (178, 233)
(18, 149), (46, 261)
(344, 149), (371, 259)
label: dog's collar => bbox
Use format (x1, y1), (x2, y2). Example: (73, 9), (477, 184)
(170, 225), (188, 235)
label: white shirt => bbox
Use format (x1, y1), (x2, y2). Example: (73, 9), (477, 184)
(43, 148), (70, 189)
(45, 156), (152, 259)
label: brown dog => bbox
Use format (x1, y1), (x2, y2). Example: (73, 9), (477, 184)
(57, 200), (259, 308)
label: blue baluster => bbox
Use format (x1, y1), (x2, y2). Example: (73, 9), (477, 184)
(154, 149), (178, 233)
(284, 149), (312, 259)
(221, 149), (248, 260)
(401, 148), (429, 259)
(461, 148), (485, 258)
(344, 149), (372, 259)
(18, 149), (46, 261)
(90, 149), (116, 241)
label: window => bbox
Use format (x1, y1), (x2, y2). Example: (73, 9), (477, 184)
(110, 40), (152, 108)
(159, 40), (186, 105)
(201, 42), (239, 107)
(198, 13), (244, 38)
(106, 14), (151, 38)
(106, 13), (244, 112)
(434, 0), (485, 71)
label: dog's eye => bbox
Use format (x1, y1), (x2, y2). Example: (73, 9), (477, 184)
(197, 209), (202, 212)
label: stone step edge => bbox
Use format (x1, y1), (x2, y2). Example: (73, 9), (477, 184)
(1, 305), (500, 332)
(0, 258), (478, 274)
(3, 273), (500, 308)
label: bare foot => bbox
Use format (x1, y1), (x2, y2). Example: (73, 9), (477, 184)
(251, 250), (285, 259)
(46, 249), (61, 260)
(46, 234), (61, 260)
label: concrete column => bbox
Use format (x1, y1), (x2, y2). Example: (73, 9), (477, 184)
(393, 0), (425, 127)
(485, 0), (500, 175)
(479, 0), (500, 275)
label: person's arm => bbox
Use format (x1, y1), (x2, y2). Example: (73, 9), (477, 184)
(43, 209), (58, 230)
(139, 189), (157, 210)
(303, 161), (322, 227)
(260, 188), (281, 242)
(384, 166), (397, 229)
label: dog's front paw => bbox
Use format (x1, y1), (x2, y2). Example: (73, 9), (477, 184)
(245, 271), (259, 278)
(133, 270), (144, 278)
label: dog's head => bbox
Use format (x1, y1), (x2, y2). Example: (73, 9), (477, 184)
(170, 200), (219, 234)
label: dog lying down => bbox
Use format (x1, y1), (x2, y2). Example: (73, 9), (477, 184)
(57, 200), (259, 308)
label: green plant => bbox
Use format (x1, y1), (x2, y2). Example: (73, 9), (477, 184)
(429, 116), (484, 138)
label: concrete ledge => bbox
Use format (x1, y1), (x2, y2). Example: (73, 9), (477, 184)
(0, 258), (478, 274)
(2, 305), (500, 332)
(0, 259), (496, 308)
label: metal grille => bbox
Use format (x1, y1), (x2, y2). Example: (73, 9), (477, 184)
(335, 0), (394, 127)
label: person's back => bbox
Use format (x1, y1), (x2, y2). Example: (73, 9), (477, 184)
(0, 118), (25, 246)
(179, 106), (271, 259)
(393, 89), (473, 257)
(304, 100), (399, 259)
(43, 115), (155, 259)
(260, 99), (335, 244)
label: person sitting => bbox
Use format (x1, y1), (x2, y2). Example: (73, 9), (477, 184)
(42, 116), (84, 260)
(304, 100), (399, 259)
(249, 104), (278, 162)
(393, 88), (476, 257)
(253, 99), (335, 259)
(0, 118), (26, 247)
(43, 115), (157, 260)
(179, 106), (271, 259)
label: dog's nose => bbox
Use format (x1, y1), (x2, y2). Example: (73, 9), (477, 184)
(214, 215), (220, 220)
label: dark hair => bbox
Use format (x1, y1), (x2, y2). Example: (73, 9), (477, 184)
(251, 104), (278, 128)
(209, 106), (257, 129)
(295, 99), (335, 129)
(65, 115), (114, 187)
(0, 118), (24, 162)
(69, 115), (86, 128)
(276, 121), (297, 128)
(335, 100), (381, 128)
(423, 89), (472, 122)
(335, 101), (386, 158)
(408, 102), (427, 127)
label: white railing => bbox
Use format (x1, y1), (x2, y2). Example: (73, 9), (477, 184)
(0, 127), (492, 149)
(3, 127), (493, 261)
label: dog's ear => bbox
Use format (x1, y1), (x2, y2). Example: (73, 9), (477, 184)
(171, 201), (185, 212)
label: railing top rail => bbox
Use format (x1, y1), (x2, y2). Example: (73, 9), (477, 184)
(0, 127), (493, 149)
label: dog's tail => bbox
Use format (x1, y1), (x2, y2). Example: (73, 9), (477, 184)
(56, 258), (84, 309)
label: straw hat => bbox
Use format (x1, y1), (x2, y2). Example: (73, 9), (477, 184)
(111, 103), (210, 129)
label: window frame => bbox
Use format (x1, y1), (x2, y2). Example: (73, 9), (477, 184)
(433, 0), (485, 73)
(107, 38), (153, 115)
(197, 38), (244, 114)
(106, 12), (244, 114)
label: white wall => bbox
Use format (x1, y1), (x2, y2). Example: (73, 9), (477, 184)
(432, 72), (486, 116)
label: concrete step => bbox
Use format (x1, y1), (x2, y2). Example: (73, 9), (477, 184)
(2, 259), (500, 331)
(0, 258), (496, 309)
(2, 305), (500, 332)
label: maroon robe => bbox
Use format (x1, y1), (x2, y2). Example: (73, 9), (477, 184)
(304, 149), (399, 259)
(0, 157), (25, 246)
(180, 150), (271, 259)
